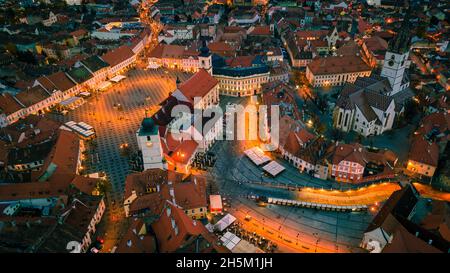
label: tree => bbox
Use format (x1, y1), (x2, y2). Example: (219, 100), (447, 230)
(403, 99), (421, 124)
(96, 178), (112, 197)
(330, 128), (344, 141)
(315, 94), (328, 113)
(430, 16), (439, 26)
(4, 43), (17, 55)
(17, 50), (37, 65)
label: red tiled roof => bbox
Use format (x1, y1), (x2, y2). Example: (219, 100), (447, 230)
(296, 128), (316, 144)
(295, 30), (328, 40)
(208, 42), (235, 53)
(332, 143), (367, 166)
(363, 36), (388, 52)
(0, 93), (23, 115)
(249, 26), (271, 36)
(408, 136), (439, 167)
(307, 55), (371, 75)
(71, 176), (99, 195)
(40, 71), (76, 92)
(383, 224), (442, 253)
(177, 69), (218, 101)
(116, 218), (157, 253)
(37, 130), (81, 181)
(416, 112), (450, 136)
(166, 138), (198, 165)
(151, 201), (208, 253)
(70, 29), (88, 38)
(101, 45), (135, 67)
(173, 176), (207, 209)
(149, 44), (186, 59)
(15, 86), (50, 107)
(124, 168), (182, 200)
(226, 56), (255, 68)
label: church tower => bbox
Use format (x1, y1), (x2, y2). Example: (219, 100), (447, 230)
(380, 8), (411, 96)
(198, 40), (212, 75)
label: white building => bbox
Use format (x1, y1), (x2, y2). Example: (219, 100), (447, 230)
(159, 25), (197, 44)
(213, 55), (270, 97)
(136, 118), (166, 171)
(42, 12), (58, 27)
(333, 15), (413, 137)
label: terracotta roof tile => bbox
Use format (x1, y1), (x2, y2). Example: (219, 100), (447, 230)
(15, 86), (50, 107)
(0, 93), (23, 115)
(101, 45), (135, 67)
(307, 55), (371, 75)
(178, 69), (218, 101)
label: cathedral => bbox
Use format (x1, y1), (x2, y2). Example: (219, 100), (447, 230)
(333, 10), (414, 137)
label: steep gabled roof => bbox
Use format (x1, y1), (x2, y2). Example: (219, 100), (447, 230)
(177, 69), (218, 102)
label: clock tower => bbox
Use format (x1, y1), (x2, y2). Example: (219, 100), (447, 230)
(380, 8), (411, 96)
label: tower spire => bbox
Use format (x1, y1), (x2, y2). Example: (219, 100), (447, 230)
(388, 3), (411, 54)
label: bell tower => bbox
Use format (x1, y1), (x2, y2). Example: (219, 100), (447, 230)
(198, 40), (212, 75)
(381, 7), (411, 96)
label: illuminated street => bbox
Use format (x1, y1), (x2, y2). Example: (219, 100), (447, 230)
(296, 183), (402, 206)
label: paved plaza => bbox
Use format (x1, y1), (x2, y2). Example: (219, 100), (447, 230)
(49, 68), (193, 202)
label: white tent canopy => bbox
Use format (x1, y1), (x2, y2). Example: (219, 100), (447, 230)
(244, 147), (271, 166)
(110, 75), (127, 83)
(262, 161), (285, 177)
(221, 232), (241, 251)
(98, 81), (112, 90)
(214, 213), (236, 232)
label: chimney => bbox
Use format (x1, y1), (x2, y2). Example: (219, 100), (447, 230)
(176, 76), (181, 88)
(169, 187), (176, 206)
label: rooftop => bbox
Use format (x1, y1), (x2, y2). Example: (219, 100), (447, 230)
(307, 55), (371, 75)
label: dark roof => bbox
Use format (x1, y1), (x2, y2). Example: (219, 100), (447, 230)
(387, 8), (412, 54)
(365, 184), (419, 233)
(81, 55), (109, 73)
(336, 75), (396, 122)
(139, 118), (158, 136)
(66, 66), (93, 84)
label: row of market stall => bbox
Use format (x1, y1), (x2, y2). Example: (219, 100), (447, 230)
(244, 147), (285, 177)
(57, 75), (127, 112)
(267, 197), (368, 212)
(61, 121), (96, 140)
